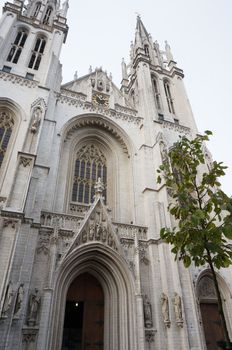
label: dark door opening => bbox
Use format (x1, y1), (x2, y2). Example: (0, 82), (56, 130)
(62, 301), (84, 350)
(62, 273), (104, 350)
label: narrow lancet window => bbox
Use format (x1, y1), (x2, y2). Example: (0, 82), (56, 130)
(33, 2), (41, 17)
(72, 144), (107, 204)
(152, 77), (161, 110)
(28, 36), (46, 70)
(0, 111), (14, 168)
(164, 80), (175, 114)
(7, 29), (28, 64)
(43, 6), (53, 25)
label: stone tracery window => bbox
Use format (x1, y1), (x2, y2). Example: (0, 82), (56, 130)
(7, 28), (28, 64)
(28, 36), (46, 70)
(0, 111), (14, 168)
(72, 144), (107, 204)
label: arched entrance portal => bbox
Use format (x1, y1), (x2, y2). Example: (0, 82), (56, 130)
(62, 273), (104, 350)
(197, 275), (224, 350)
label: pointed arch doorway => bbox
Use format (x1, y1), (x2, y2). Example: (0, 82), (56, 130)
(62, 273), (104, 350)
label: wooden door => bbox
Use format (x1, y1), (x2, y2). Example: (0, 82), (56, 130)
(200, 303), (224, 350)
(62, 273), (104, 350)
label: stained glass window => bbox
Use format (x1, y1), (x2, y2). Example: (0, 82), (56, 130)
(72, 145), (107, 204)
(0, 111), (14, 168)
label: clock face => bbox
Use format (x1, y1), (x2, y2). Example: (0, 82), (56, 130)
(92, 93), (109, 107)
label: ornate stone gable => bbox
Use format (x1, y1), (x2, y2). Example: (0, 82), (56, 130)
(60, 196), (124, 262)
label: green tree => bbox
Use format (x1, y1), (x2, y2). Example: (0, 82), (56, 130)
(157, 131), (232, 349)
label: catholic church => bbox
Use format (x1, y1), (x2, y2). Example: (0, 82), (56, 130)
(0, 1), (232, 349)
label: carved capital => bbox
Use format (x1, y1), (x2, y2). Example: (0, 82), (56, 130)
(3, 219), (17, 229)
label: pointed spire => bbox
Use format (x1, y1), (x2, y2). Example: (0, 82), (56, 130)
(136, 15), (150, 43)
(60, 0), (69, 17)
(121, 58), (128, 81)
(165, 40), (174, 62)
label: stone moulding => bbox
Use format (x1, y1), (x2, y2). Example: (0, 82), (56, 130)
(158, 119), (191, 135)
(57, 92), (142, 126)
(0, 71), (37, 88)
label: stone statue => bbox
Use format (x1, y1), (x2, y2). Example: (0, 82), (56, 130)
(28, 289), (41, 325)
(31, 107), (42, 133)
(161, 293), (170, 327)
(95, 224), (102, 240)
(14, 284), (24, 318)
(89, 223), (95, 240)
(143, 295), (153, 328)
(165, 40), (174, 62)
(173, 292), (183, 326)
(61, 0), (69, 17)
(102, 225), (107, 242)
(1, 283), (14, 318)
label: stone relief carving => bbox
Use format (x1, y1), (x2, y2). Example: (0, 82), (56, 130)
(145, 329), (156, 343)
(143, 295), (153, 328)
(22, 328), (38, 343)
(161, 293), (171, 327)
(173, 292), (183, 327)
(0, 197), (7, 210)
(0, 71), (37, 88)
(13, 284), (24, 319)
(139, 242), (149, 265)
(3, 219), (17, 229)
(1, 282), (14, 318)
(28, 289), (41, 326)
(37, 231), (51, 255)
(19, 157), (32, 167)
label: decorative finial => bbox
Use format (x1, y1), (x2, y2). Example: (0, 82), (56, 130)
(89, 65), (93, 73)
(94, 178), (104, 199)
(165, 40), (174, 62)
(60, 0), (69, 17)
(74, 71), (78, 80)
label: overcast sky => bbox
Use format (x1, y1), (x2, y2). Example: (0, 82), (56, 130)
(1, 0), (231, 195)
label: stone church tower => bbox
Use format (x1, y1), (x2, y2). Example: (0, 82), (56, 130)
(0, 1), (231, 350)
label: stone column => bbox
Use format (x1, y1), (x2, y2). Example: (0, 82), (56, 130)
(7, 153), (35, 211)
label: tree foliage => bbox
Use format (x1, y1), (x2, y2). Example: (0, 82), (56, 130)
(157, 130), (232, 269)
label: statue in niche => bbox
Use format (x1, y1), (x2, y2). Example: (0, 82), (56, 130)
(89, 223), (95, 241)
(161, 293), (170, 327)
(31, 107), (42, 133)
(28, 289), (41, 326)
(95, 224), (102, 240)
(102, 225), (107, 242)
(173, 292), (183, 326)
(1, 282), (14, 318)
(143, 295), (153, 328)
(13, 284), (24, 318)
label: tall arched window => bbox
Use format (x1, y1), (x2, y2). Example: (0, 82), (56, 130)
(164, 80), (175, 114)
(152, 76), (161, 110)
(0, 110), (14, 168)
(144, 45), (149, 56)
(72, 144), (107, 204)
(43, 6), (53, 25)
(33, 2), (42, 17)
(28, 36), (46, 70)
(7, 28), (28, 64)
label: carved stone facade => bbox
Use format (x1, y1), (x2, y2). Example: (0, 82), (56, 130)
(0, 3), (231, 350)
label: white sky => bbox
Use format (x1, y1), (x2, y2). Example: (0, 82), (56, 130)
(1, 0), (232, 195)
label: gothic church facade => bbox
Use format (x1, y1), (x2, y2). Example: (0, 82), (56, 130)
(0, 1), (231, 350)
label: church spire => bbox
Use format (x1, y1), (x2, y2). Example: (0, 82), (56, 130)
(136, 15), (150, 44)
